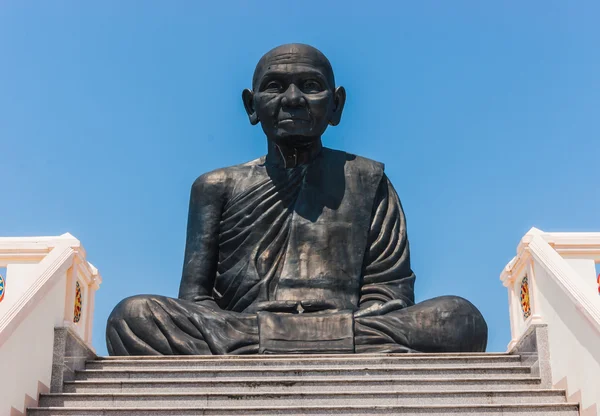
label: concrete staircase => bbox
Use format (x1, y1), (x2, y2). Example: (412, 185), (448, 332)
(28, 353), (579, 415)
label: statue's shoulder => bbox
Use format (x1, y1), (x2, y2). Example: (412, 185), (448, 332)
(191, 156), (265, 191)
(322, 147), (385, 174)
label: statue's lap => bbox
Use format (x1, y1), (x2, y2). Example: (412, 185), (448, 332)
(106, 294), (487, 355)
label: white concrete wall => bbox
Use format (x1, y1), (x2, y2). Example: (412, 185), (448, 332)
(0, 235), (102, 416)
(534, 265), (600, 412)
(565, 258), (599, 299)
(502, 228), (600, 415)
(0, 274), (66, 415)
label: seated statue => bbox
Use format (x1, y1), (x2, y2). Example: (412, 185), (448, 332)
(106, 44), (488, 355)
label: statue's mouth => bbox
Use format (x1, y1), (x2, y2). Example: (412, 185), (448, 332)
(278, 118), (311, 125)
(278, 108), (311, 125)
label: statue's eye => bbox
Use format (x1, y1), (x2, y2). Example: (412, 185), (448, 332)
(263, 81), (283, 92)
(302, 80), (323, 93)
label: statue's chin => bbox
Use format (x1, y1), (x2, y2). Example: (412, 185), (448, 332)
(273, 134), (318, 148)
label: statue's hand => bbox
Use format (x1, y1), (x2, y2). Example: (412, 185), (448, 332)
(255, 300), (299, 313)
(354, 299), (407, 318)
(254, 299), (353, 314)
(300, 299), (351, 313)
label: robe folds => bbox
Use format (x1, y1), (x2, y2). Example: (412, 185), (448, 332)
(106, 148), (488, 355)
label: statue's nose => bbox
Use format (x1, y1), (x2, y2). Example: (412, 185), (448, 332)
(281, 84), (306, 107)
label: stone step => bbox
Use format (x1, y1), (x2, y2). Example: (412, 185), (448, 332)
(87, 354), (523, 370)
(26, 403), (580, 416)
(39, 389), (568, 407)
(98, 352), (511, 360)
(75, 365), (531, 380)
(64, 376), (543, 393)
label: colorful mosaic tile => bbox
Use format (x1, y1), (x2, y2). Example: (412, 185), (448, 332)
(73, 281), (82, 323)
(0, 273), (5, 303)
(520, 275), (531, 319)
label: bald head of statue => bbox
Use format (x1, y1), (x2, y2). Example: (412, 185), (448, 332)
(242, 44), (346, 147)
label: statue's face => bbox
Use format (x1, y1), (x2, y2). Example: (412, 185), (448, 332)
(243, 44), (345, 146)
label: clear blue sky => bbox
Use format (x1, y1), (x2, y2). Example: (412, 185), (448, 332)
(1, 1), (599, 355)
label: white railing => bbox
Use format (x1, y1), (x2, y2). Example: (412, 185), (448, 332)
(0, 234), (101, 416)
(501, 227), (600, 415)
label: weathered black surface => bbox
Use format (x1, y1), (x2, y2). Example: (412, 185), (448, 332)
(106, 44), (488, 355)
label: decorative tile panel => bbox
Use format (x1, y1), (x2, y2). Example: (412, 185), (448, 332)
(0, 273), (5, 303)
(520, 275), (531, 319)
(73, 281), (83, 323)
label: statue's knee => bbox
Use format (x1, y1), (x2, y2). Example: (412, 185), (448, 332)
(437, 295), (484, 318)
(438, 295), (488, 341)
(435, 295), (475, 312)
(107, 295), (158, 324)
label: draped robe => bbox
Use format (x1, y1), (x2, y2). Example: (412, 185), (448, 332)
(106, 147), (487, 355)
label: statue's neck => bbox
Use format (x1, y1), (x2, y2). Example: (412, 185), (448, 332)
(266, 138), (323, 169)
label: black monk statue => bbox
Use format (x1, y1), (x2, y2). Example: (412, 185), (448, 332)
(106, 44), (488, 355)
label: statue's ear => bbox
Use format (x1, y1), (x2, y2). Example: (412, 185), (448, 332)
(242, 89), (259, 125)
(329, 86), (346, 126)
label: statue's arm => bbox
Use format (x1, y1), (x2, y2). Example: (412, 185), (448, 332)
(178, 172), (227, 308)
(358, 174), (416, 313)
